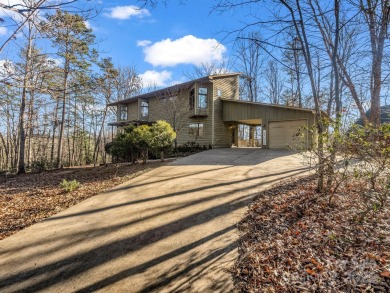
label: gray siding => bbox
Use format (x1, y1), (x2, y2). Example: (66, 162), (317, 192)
(212, 75), (239, 100)
(223, 101), (314, 123)
(128, 101), (139, 121)
(212, 76), (240, 147)
(180, 82), (213, 147)
(116, 101), (138, 122)
(118, 81), (216, 147)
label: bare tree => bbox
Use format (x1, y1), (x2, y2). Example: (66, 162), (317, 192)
(360, 0), (389, 127)
(185, 60), (230, 79)
(310, 0), (389, 127)
(93, 58), (118, 166)
(156, 85), (190, 149)
(115, 65), (142, 102)
(279, 0), (327, 191)
(282, 35), (305, 107)
(265, 60), (284, 105)
(16, 22), (34, 174)
(234, 32), (264, 102)
(0, 0), (85, 53)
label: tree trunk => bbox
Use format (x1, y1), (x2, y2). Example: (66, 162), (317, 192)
(56, 61), (69, 169)
(288, 0), (325, 192)
(17, 24), (33, 174)
(326, 0), (341, 194)
(364, 0), (389, 127)
(93, 108), (108, 166)
(50, 96), (60, 165)
(71, 96), (77, 165)
(26, 91), (34, 168)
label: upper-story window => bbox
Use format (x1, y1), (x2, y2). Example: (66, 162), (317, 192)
(140, 100), (149, 118)
(120, 105), (128, 121)
(198, 87), (208, 109)
(189, 89), (195, 109)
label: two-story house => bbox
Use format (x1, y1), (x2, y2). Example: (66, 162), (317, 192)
(107, 73), (317, 149)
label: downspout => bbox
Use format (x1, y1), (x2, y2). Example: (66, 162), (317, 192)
(211, 82), (215, 146)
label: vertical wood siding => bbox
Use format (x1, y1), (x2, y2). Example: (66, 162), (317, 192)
(113, 75), (317, 150)
(212, 75), (240, 147)
(222, 100), (316, 147)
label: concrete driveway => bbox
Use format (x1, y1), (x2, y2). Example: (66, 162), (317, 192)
(0, 148), (308, 293)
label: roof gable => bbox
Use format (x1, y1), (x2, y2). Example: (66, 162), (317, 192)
(107, 73), (241, 106)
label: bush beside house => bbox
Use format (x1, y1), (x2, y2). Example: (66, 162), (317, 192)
(106, 120), (176, 163)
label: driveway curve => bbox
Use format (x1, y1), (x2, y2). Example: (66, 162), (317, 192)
(0, 149), (308, 293)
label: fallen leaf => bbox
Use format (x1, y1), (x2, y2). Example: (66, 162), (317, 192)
(380, 271), (390, 278)
(306, 268), (316, 276)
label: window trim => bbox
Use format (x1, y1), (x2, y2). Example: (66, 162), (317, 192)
(189, 123), (204, 137)
(140, 100), (149, 118)
(119, 105), (128, 121)
(198, 87), (208, 109)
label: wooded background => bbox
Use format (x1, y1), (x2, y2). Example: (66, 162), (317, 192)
(0, 0), (389, 176)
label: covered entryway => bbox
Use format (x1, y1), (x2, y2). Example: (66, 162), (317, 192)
(269, 119), (308, 149)
(237, 124), (262, 147)
(221, 99), (317, 149)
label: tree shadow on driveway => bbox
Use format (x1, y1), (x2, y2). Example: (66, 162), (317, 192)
(0, 150), (309, 292)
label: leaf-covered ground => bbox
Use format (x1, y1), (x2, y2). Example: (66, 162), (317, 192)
(233, 176), (390, 292)
(0, 161), (167, 240)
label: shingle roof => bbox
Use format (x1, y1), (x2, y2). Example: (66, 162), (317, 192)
(107, 73), (241, 107)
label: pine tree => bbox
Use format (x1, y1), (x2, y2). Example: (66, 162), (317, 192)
(43, 11), (96, 168)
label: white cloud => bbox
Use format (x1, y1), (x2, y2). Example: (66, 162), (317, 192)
(139, 70), (172, 87)
(84, 20), (92, 29)
(137, 40), (152, 47)
(84, 20), (98, 32)
(105, 5), (150, 20)
(0, 1), (15, 15)
(0, 0), (26, 18)
(141, 35), (227, 67)
(0, 59), (15, 80)
(0, 1), (45, 23)
(46, 57), (62, 67)
(0, 27), (7, 35)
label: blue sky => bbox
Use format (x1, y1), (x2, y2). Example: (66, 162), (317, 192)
(86, 0), (248, 86)
(0, 0), (250, 86)
(0, 1), (262, 87)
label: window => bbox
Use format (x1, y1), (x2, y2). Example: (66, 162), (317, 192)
(120, 105), (128, 121)
(198, 87), (208, 108)
(217, 89), (222, 97)
(189, 123), (204, 137)
(189, 89), (195, 109)
(140, 100), (149, 118)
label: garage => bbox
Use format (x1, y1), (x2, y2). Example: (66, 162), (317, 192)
(222, 99), (316, 149)
(269, 119), (308, 149)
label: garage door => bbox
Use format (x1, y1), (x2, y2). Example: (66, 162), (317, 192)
(269, 120), (308, 149)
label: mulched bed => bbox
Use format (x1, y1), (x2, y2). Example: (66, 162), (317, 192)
(0, 161), (168, 240)
(233, 175), (390, 292)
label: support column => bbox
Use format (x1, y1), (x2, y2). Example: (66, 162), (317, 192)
(251, 126), (257, 147)
(262, 123), (267, 149)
